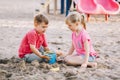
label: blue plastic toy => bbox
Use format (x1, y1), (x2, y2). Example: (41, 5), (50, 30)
(43, 51), (57, 64)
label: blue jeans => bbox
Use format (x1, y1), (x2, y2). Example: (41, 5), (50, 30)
(22, 47), (45, 63)
(76, 54), (96, 62)
(81, 55), (96, 62)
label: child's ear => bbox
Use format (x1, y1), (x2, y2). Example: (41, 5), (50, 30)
(34, 20), (38, 27)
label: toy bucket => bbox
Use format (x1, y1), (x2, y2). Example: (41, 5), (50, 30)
(43, 52), (57, 64)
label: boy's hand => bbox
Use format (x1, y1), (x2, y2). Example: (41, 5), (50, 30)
(41, 55), (50, 60)
(45, 50), (53, 54)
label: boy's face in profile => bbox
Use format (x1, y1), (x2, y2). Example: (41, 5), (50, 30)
(35, 22), (48, 34)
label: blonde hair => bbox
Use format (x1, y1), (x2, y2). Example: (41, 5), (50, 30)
(65, 11), (86, 30)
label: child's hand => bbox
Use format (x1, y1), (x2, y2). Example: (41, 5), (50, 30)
(56, 50), (67, 56)
(78, 63), (87, 73)
(45, 50), (53, 54)
(41, 55), (50, 60)
(81, 63), (87, 68)
(57, 56), (64, 62)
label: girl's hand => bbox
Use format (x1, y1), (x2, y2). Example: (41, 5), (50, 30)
(57, 56), (64, 62)
(56, 50), (64, 56)
(78, 63), (87, 73)
(81, 63), (87, 68)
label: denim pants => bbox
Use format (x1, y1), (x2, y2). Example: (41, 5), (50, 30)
(81, 55), (96, 62)
(76, 54), (96, 62)
(23, 47), (45, 63)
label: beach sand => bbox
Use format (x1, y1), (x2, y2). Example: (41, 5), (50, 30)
(0, 0), (120, 80)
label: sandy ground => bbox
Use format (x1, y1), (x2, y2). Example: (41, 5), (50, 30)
(0, 0), (120, 80)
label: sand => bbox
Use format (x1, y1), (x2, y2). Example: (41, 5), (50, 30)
(0, 0), (120, 80)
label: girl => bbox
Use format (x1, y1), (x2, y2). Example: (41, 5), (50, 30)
(64, 12), (97, 68)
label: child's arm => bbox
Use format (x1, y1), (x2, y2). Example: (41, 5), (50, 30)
(67, 43), (75, 56)
(81, 40), (90, 68)
(30, 44), (50, 60)
(57, 43), (74, 59)
(56, 44), (74, 62)
(44, 47), (50, 51)
(44, 47), (65, 56)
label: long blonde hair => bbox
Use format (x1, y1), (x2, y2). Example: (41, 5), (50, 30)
(65, 11), (86, 30)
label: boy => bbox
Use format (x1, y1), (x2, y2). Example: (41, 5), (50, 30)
(18, 14), (51, 63)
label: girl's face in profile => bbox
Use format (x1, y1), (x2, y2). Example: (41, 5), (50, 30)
(67, 22), (79, 32)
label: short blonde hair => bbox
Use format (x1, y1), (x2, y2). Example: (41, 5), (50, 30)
(65, 11), (86, 29)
